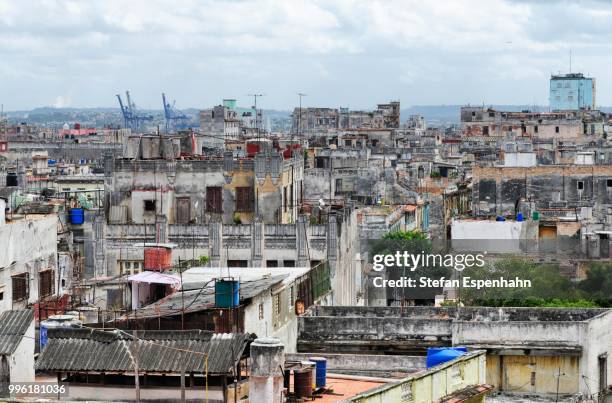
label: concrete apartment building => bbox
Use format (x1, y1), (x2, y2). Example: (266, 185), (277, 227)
(199, 101), (241, 149)
(0, 213), (58, 312)
(471, 164), (612, 226)
(460, 107), (608, 146)
(106, 135), (304, 226)
(292, 101), (400, 135)
(550, 72), (596, 111)
(96, 203), (360, 306)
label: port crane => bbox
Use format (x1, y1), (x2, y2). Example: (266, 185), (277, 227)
(162, 92), (189, 133)
(116, 91), (154, 132)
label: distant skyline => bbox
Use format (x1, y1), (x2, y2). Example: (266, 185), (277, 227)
(1, 0), (612, 111)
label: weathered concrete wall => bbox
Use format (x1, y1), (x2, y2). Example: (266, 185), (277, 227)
(583, 310), (612, 397)
(452, 321), (586, 350)
(285, 353), (425, 377)
(8, 317), (35, 383)
(340, 351), (487, 403)
(109, 154), (302, 226)
(4, 141), (121, 163)
(472, 165), (612, 222)
(0, 215), (58, 312)
(486, 355), (580, 395)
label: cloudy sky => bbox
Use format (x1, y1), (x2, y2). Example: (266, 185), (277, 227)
(1, 0), (610, 110)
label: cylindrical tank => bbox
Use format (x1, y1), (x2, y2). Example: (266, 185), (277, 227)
(302, 361), (316, 390)
(294, 368), (313, 399)
(6, 172), (18, 187)
(69, 208), (85, 225)
(40, 314), (82, 351)
(310, 357), (327, 388)
(249, 337), (285, 403)
(283, 369), (291, 390)
(143, 247), (172, 271)
(214, 279), (240, 308)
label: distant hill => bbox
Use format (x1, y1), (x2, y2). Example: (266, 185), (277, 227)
(4, 105), (610, 128)
(402, 105), (612, 126)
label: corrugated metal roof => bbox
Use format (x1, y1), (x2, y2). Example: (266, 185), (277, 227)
(124, 274), (289, 319)
(36, 328), (252, 375)
(0, 309), (33, 355)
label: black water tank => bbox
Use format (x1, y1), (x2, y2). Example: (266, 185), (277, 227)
(6, 172), (18, 187)
(294, 368), (313, 399)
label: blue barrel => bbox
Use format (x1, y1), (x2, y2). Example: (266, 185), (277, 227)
(215, 280), (240, 308)
(309, 357), (327, 388)
(39, 323), (48, 351)
(426, 347), (467, 368)
(69, 208), (85, 225)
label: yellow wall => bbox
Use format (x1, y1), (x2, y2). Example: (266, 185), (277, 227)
(346, 351), (487, 403)
(486, 354), (579, 395)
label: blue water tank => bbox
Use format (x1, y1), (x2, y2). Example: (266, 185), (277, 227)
(48, 159), (57, 165)
(309, 357), (327, 388)
(69, 208), (85, 225)
(426, 347), (467, 368)
(215, 279), (240, 308)
(40, 314), (82, 351)
(517, 212), (524, 222)
(496, 216), (506, 222)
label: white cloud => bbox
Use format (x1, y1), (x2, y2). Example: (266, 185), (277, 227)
(1, 0), (612, 109)
(53, 95), (72, 108)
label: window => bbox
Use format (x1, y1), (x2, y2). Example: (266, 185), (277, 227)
(11, 273), (29, 302)
(289, 286), (294, 309)
(555, 126), (560, 133)
(273, 293), (280, 317)
(283, 186), (287, 213)
(266, 260), (278, 268)
(258, 303), (264, 320)
(283, 260), (295, 267)
(227, 260), (248, 268)
(335, 178), (342, 190)
(39, 270), (54, 298)
(534, 125), (538, 133)
(235, 187), (254, 212)
(577, 181), (584, 190)
(144, 199), (156, 212)
(206, 186), (222, 213)
(482, 126), (489, 135)
(176, 197), (191, 224)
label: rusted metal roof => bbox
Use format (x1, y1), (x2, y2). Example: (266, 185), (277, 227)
(124, 274), (289, 320)
(0, 309), (33, 355)
(36, 328), (253, 375)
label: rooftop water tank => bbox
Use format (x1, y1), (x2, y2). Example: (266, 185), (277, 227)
(426, 347), (467, 368)
(214, 279), (240, 308)
(69, 208), (85, 225)
(40, 314), (82, 351)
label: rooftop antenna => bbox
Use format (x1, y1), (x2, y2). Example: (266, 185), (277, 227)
(294, 92), (307, 156)
(569, 49), (572, 73)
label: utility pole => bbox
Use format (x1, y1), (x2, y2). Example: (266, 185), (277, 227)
(297, 93), (307, 139)
(131, 329), (141, 403)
